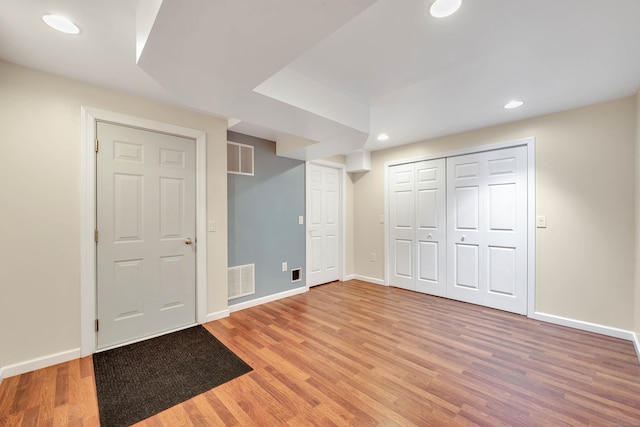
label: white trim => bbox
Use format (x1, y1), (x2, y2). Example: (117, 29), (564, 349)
(206, 309), (231, 323)
(305, 160), (347, 286)
(80, 106), (208, 356)
(633, 332), (640, 363)
(0, 348), (81, 380)
(383, 137), (536, 316)
(229, 286), (308, 313)
(343, 274), (356, 282)
(352, 275), (386, 286)
(531, 312), (636, 341)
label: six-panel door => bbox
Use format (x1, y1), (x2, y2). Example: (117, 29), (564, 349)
(307, 164), (340, 287)
(96, 122), (196, 349)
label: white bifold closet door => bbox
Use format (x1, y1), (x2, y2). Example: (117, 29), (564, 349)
(446, 146), (527, 314)
(388, 159), (447, 296)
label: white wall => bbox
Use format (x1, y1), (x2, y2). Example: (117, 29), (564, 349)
(0, 61), (228, 370)
(353, 97), (637, 330)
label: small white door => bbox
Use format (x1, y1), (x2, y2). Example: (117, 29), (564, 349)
(415, 159), (447, 296)
(307, 164), (340, 287)
(388, 163), (415, 291)
(96, 122), (196, 349)
(446, 146), (527, 314)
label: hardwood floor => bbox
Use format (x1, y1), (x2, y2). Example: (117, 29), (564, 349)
(1, 280), (640, 426)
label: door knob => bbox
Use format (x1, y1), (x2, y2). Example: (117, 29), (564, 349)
(184, 237), (193, 245)
(461, 235), (466, 242)
(427, 234), (432, 239)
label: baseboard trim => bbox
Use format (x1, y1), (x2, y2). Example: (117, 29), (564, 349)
(229, 286), (308, 313)
(343, 274), (356, 282)
(531, 312), (635, 341)
(205, 309), (230, 323)
(0, 365), (4, 385)
(350, 275), (386, 286)
(1, 348), (81, 380)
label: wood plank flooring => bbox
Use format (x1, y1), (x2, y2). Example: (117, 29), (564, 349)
(1, 280), (639, 426)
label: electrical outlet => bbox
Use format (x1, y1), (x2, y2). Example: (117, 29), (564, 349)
(208, 220), (216, 232)
(370, 252), (376, 262)
(298, 216), (304, 225)
(282, 262), (288, 272)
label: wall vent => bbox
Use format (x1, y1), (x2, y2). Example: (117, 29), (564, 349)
(228, 263), (255, 300)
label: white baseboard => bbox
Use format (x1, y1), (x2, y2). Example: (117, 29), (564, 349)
(350, 275), (386, 286)
(1, 348), (81, 380)
(205, 309), (230, 323)
(229, 286), (308, 313)
(0, 365), (4, 385)
(531, 312), (635, 341)
(633, 332), (640, 363)
(343, 274), (356, 282)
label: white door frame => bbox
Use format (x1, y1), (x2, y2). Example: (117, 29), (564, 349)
(80, 107), (208, 356)
(384, 137), (536, 316)
(305, 160), (347, 287)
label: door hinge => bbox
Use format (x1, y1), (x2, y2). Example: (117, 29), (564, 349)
(95, 319), (99, 332)
(95, 229), (99, 243)
(95, 139), (99, 153)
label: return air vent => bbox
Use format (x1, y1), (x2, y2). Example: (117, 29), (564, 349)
(228, 263), (255, 300)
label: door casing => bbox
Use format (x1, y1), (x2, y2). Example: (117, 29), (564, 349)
(384, 137), (536, 316)
(80, 107), (208, 356)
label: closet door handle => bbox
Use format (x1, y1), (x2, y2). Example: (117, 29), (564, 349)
(461, 235), (466, 242)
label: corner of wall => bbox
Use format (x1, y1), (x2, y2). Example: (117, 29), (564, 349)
(635, 88), (640, 351)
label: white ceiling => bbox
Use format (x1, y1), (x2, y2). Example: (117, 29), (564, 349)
(2, 0), (639, 160)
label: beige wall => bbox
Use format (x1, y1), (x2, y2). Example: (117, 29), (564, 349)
(0, 61), (228, 368)
(353, 97), (637, 330)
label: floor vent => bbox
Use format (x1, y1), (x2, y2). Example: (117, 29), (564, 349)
(228, 263), (255, 300)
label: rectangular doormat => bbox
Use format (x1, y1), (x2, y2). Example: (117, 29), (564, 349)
(93, 325), (252, 427)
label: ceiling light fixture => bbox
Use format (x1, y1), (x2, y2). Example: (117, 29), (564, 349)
(42, 14), (80, 35)
(377, 133), (390, 142)
(430, 0), (462, 18)
(504, 100), (525, 109)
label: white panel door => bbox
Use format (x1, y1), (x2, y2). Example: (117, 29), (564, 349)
(97, 122), (196, 349)
(307, 164), (340, 287)
(446, 146), (527, 314)
(388, 163), (416, 291)
(415, 159), (447, 296)
(483, 147), (527, 313)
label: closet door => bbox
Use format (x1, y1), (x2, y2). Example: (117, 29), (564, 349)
(388, 163), (415, 291)
(415, 159), (447, 296)
(447, 146), (527, 314)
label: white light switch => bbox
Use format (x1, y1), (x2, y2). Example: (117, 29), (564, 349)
(208, 221), (216, 232)
(536, 215), (547, 228)
(282, 262), (288, 272)
(298, 216), (304, 225)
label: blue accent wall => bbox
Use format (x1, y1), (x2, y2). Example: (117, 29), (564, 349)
(227, 131), (306, 304)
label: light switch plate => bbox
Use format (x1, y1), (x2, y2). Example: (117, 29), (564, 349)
(282, 262), (288, 272)
(298, 216), (304, 225)
(536, 215), (547, 228)
(208, 220), (216, 232)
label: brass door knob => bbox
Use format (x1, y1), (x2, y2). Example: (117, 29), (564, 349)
(184, 238), (193, 245)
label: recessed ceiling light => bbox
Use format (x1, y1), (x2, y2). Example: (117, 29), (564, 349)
(42, 14), (80, 35)
(377, 133), (390, 141)
(504, 100), (525, 109)
(430, 0), (462, 18)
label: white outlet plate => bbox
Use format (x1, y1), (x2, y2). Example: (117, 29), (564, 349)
(208, 220), (216, 232)
(282, 262), (288, 272)
(536, 215), (547, 228)
(370, 252), (376, 262)
(298, 216), (304, 225)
